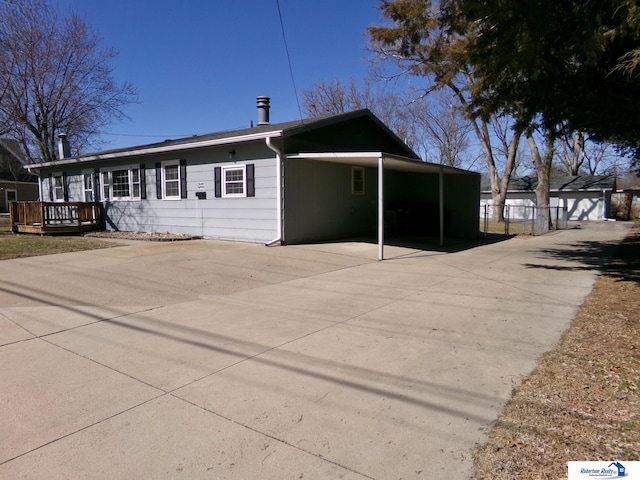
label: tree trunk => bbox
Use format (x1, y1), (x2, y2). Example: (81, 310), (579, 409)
(621, 192), (633, 220)
(527, 129), (556, 231)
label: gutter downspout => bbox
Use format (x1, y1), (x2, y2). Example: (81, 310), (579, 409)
(265, 136), (283, 246)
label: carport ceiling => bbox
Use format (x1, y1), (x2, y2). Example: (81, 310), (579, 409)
(286, 152), (473, 174)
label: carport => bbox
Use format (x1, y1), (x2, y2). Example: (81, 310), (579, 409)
(284, 152), (480, 260)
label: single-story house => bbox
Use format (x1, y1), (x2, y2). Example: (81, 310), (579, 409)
(480, 175), (616, 221)
(0, 138), (39, 212)
(27, 98), (480, 256)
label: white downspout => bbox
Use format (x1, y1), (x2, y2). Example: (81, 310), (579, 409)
(265, 136), (283, 246)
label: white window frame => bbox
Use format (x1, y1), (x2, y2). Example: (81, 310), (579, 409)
(222, 164), (247, 198)
(82, 170), (94, 202)
(100, 165), (141, 201)
(162, 160), (181, 200)
(352, 166), (365, 195)
(52, 172), (65, 201)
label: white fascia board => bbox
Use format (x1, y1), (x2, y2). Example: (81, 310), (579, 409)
(28, 130), (283, 170)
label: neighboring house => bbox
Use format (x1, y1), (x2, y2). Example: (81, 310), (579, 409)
(26, 99), (480, 250)
(0, 138), (39, 212)
(480, 175), (616, 221)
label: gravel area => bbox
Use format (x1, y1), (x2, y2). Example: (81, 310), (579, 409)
(84, 231), (202, 242)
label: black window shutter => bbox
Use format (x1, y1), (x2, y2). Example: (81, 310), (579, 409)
(48, 175), (53, 201)
(180, 159), (187, 199)
(140, 164), (146, 200)
(93, 169), (100, 201)
(246, 163), (255, 197)
(214, 166), (222, 198)
(155, 163), (162, 199)
(62, 173), (69, 201)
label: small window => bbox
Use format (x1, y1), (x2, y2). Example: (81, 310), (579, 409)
(83, 172), (94, 202)
(102, 171), (110, 200)
(222, 165), (246, 197)
(352, 166), (365, 195)
(53, 174), (65, 200)
(162, 161), (181, 199)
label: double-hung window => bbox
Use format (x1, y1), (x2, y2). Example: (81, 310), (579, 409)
(214, 164), (255, 198)
(223, 165), (246, 197)
(52, 173), (65, 201)
(82, 171), (94, 201)
(155, 160), (186, 200)
(162, 161), (180, 199)
(352, 166), (365, 195)
(100, 165), (142, 201)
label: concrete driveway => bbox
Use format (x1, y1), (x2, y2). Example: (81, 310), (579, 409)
(0, 221), (632, 479)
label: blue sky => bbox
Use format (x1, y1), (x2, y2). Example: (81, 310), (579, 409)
(54, 0), (384, 150)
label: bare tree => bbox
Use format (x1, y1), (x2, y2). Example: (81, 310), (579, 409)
(409, 90), (472, 168)
(302, 79), (420, 155)
(368, 1), (523, 221)
(0, 0), (137, 162)
(558, 129), (586, 175)
(553, 126), (631, 176)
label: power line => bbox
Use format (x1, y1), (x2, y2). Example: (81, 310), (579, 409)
(275, 0), (304, 122)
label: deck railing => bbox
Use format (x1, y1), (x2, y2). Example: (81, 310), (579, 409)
(10, 201), (105, 234)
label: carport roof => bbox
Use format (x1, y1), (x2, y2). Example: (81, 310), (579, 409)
(286, 152), (478, 175)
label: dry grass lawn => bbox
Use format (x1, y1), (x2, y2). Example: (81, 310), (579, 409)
(473, 222), (640, 478)
(0, 216), (118, 260)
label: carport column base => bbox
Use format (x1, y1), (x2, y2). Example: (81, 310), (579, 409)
(378, 155), (384, 261)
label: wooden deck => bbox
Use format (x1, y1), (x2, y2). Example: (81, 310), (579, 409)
(9, 201), (105, 235)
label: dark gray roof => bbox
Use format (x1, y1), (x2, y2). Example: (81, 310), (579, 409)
(481, 175), (616, 193)
(47, 108), (417, 163)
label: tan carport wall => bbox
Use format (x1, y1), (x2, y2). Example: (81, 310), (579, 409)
(284, 152), (475, 260)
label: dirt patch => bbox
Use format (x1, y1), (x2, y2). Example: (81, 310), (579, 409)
(472, 222), (640, 478)
(84, 231), (202, 242)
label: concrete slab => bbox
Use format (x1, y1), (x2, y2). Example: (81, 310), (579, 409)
(0, 395), (365, 479)
(45, 300), (335, 392)
(0, 339), (161, 464)
(0, 220), (633, 479)
(0, 314), (34, 345)
(0, 305), (158, 339)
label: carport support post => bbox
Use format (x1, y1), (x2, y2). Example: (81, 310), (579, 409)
(439, 164), (444, 247)
(378, 155), (384, 261)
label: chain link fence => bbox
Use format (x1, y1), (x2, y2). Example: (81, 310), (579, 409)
(480, 204), (568, 236)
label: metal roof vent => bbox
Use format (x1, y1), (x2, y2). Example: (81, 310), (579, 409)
(257, 96), (270, 125)
(57, 133), (71, 159)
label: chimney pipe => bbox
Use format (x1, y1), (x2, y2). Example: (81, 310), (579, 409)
(58, 133), (71, 159)
(257, 96), (270, 125)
